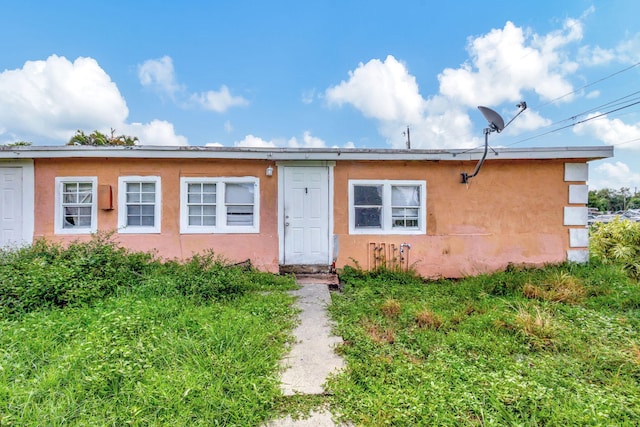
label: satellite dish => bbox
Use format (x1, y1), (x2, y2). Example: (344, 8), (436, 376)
(461, 102), (527, 184)
(478, 106), (505, 132)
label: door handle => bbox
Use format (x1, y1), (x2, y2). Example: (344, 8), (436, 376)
(285, 222), (290, 226)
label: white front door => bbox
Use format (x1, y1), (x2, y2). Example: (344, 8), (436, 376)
(0, 167), (23, 247)
(282, 166), (330, 265)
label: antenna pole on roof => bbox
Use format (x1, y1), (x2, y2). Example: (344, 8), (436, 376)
(403, 126), (411, 149)
(461, 101), (527, 184)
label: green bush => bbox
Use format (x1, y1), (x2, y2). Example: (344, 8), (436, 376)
(0, 235), (156, 318)
(590, 218), (640, 278)
(154, 251), (252, 302)
(0, 235), (281, 319)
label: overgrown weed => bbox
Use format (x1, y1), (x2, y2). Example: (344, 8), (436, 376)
(328, 261), (640, 425)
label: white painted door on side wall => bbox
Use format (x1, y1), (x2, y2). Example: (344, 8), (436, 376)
(282, 166), (330, 265)
(0, 167), (23, 247)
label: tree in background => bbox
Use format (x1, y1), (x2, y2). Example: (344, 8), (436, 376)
(589, 187), (640, 212)
(67, 129), (138, 146)
(4, 141), (32, 146)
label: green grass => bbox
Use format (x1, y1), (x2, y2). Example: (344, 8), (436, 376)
(3, 235), (640, 425)
(0, 236), (298, 426)
(326, 263), (640, 426)
(1, 292), (297, 426)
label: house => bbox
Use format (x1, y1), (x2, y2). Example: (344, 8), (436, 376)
(0, 144), (613, 278)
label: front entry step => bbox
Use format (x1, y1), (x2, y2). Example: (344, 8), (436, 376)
(279, 264), (332, 275)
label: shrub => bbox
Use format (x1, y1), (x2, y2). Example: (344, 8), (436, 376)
(157, 251), (252, 302)
(590, 218), (640, 278)
(0, 234), (157, 318)
(0, 236), (272, 319)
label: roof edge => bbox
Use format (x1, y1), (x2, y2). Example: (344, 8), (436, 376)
(0, 145), (614, 161)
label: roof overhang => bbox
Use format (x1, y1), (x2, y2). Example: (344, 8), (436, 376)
(0, 145), (614, 162)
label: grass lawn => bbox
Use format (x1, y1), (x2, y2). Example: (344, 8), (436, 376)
(0, 238), (298, 426)
(1, 290), (298, 426)
(2, 235), (640, 425)
(326, 263), (640, 426)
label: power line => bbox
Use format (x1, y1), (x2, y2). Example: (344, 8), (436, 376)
(505, 99), (640, 146)
(533, 61), (640, 110)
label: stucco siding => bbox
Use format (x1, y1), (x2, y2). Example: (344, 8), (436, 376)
(32, 156), (587, 278)
(34, 158), (280, 272)
(332, 159), (573, 278)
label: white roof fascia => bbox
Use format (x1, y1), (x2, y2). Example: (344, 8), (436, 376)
(0, 145), (614, 161)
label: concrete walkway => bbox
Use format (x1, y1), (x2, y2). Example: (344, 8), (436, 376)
(265, 275), (349, 427)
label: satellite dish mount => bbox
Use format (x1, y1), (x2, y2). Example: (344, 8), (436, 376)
(461, 101), (527, 184)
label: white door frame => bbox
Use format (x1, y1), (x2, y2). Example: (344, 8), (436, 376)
(277, 161), (334, 265)
(0, 160), (34, 247)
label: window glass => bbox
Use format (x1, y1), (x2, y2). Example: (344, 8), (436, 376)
(391, 186), (420, 228)
(354, 185), (382, 206)
(226, 183), (254, 203)
(392, 186), (419, 206)
(351, 180), (425, 234)
(355, 207), (382, 228)
(181, 178), (259, 233)
(226, 183), (254, 226)
(124, 180), (157, 228)
(61, 181), (94, 229)
(187, 183), (217, 226)
(354, 185), (383, 229)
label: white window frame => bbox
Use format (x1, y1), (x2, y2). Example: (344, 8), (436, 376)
(180, 177), (260, 234)
(54, 177), (98, 235)
(348, 179), (426, 235)
(118, 176), (161, 234)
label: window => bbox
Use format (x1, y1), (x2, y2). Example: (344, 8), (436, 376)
(349, 180), (426, 234)
(180, 177), (259, 233)
(118, 176), (161, 233)
(187, 182), (217, 226)
(54, 177), (98, 234)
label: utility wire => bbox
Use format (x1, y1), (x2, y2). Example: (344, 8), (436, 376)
(505, 100), (640, 146)
(452, 62), (640, 153)
(533, 61), (640, 110)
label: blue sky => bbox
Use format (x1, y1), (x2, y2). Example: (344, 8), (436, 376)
(1, 0), (639, 189)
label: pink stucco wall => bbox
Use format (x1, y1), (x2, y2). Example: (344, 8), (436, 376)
(34, 158), (281, 272)
(332, 159), (572, 278)
(33, 157), (582, 278)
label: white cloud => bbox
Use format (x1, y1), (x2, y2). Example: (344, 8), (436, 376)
(338, 141), (356, 149)
(578, 32), (640, 66)
(585, 90), (600, 99)
(138, 56), (183, 98)
(615, 33), (640, 64)
(0, 55), (128, 141)
(590, 161), (640, 190)
(573, 113), (640, 149)
(502, 107), (551, 134)
(191, 85), (249, 113)
(326, 55), (425, 124)
(439, 20), (579, 106)
(138, 55), (248, 114)
(301, 88), (316, 105)
(231, 131), (350, 149)
(324, 15), (590, 150)
(123, 120), (188, 146)
(288, 131), (327, 148)
(325, 55), (474, 149)
(234, 134), (277, 148)
(578, 45), (616, 66)
(224, 120), (233, 133)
